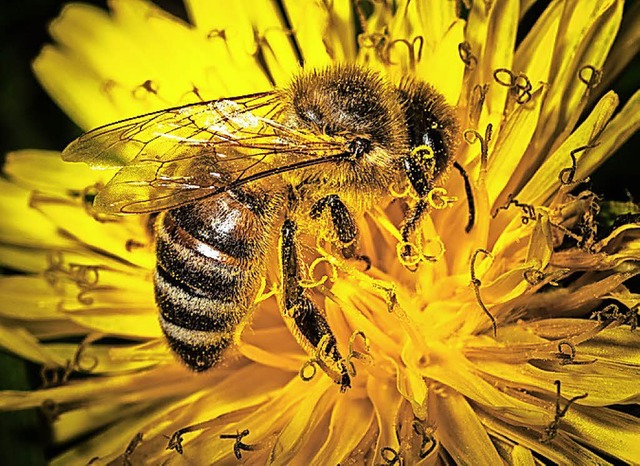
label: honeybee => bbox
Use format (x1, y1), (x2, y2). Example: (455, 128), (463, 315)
(63, 65), (458, 391)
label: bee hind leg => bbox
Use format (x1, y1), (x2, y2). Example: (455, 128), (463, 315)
(310, 194), (370, 270)
(280, 218), (351, 391)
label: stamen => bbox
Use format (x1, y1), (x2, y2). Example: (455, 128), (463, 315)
(493, 68), (533, 104)
(40, 365), (61, 388)
(357, 22), (423, 68)
(346, 331), (372, 377)
(300, 257), (338, 289)
(453, 161), (476, 233)
(591, 303), (638, 331)
(412, 420), (437, 459)
(353, 0), (370, 34)
(375, 282), (398, 313)
(410, 144), (435, 160)
(125, 239), (146, 252)
(299, 335), (332, 382)
(387, 36), (424, 69)
(458, 41), (477, 70)
(548, 219), (583, 242)
(299, 360), (318, 381)
(469, 84), (488, 125)
(555, 340), (597, 366)
(463, 124), (492, 176)
(40, 399), (60, 423)
(165, 432), (184, 455)
(555, 341), (576, 365)
(190, 84), (204, 102)
(80, 184), (119, 223)
(39, 334), (102, 389)
(388, 179), (411, 198)
(220, 429), (256, 460)
(492, 194), (537, 224)
(166, 419), (223, 455)
(100, 79), (118, 100)
(558, 144), (598, 185)
(140, 79), (158, 95)
(470, 249), (497, 337)
(540, 380), (588, 443)
(523, 268), (545, 286)
(358, 28), (390, 62)
(61, 333), (101, 383)
(132, 80), (168, 104)
(379, 446), (401, 465)
(357, 31), (387, 51)
(427, 187), (456, 210)
(206, 29), (227, 40)
(253, 277), (279, 304)
(396, 236), (442, 272)
(493, 68), (515, 87)
(578, 65), (602, 88)
(123, 432), (144, 466)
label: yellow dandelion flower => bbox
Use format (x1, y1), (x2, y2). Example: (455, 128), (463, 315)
(1, 1), (640, 465)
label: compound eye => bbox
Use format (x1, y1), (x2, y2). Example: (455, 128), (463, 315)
(347, 137), (372, 160)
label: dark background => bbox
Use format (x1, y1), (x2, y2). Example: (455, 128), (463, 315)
(0, 1), (638, 465)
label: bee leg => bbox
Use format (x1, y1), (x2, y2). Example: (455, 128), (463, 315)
(310, 194), (370, 270)
(400, 151), (434, 266)
(400, 199), (429, 244)
(281, 218), (351, 391)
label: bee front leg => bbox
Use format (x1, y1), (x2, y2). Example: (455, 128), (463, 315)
(399, 151), (434, 268)
(400, 199), (429, 245)
(280, 218), (351, 391)
(310, 194), (370, 270)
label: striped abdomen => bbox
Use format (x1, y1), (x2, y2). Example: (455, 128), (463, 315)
(154, 187), (282, 371)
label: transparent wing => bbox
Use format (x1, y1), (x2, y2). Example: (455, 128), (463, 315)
(62, 91), (347, 214)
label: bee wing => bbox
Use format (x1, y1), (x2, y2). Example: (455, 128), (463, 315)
(62, 91), (347, 214)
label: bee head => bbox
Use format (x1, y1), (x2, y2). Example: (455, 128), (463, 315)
(284, 65), (409, 193)
(396, 79), (460, 182)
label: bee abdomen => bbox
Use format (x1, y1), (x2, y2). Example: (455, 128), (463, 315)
(158, 313), (232, 371)
(154, 190), (281, 372)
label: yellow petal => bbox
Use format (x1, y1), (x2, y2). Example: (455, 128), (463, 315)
(429, 386), (503, 465)
(4, 150), (114, 192)
(480, 410), (611, 465)
(32, 199), (154, 270)
(367, 375), (404, 455)
(478, 0), (519, 136)
(564, 405), (640, 464)
(578, 326), (640, 366)
(33, 45), (131, 130)
(63, 309), (159, 338)
(310, 396), (374, 465)
(598, 2), (640, 94)
(518, 91), (618, 206)
(510, 444), (536, 466)
(487, 85), (546, 206)
(575, 89), (640, 184)
(513, 0), (561, 85)
(0, 324), (63, 365)
(281, 0), (335, 67)
(0, 180), (74, 249)
(53, 401), (149, 444)
(419, 19), (466, 105)
(242, 0), (301, 86)
(268, 378), (335, 463)
(543, 0), (622, 147)
(0, 276), (64, 320)
(44, 342), (157, 374)
(185, 0), (274, 95)
(52, 404), (166, 466)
